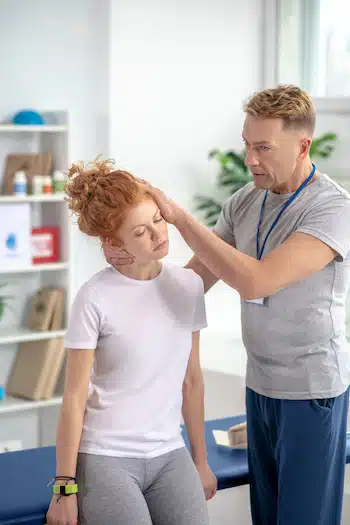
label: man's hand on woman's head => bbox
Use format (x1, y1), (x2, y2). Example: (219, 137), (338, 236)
(136, 179), (182, 225)
(102, 241), (135, 266)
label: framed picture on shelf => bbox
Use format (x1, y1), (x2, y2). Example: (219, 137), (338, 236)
(0, 203), (31, 270)
(31, 227), (60, 264)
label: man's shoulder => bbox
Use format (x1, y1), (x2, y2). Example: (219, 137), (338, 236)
(319, 174), (350, 200)
(227, 181), (257, 202)
(223, 181), (262, 217)
(305, 174), (350, 210)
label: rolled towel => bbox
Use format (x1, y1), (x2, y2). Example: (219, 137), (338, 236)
(228, 422), (247, 449)
(212, 422), (247, 449)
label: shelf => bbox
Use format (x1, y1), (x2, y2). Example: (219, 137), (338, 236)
(0, 124), (68, 133)
(0, 194), (65, 203)
(0, 395), (62, 414)
(0, 327), (66, 345)
(0, 262), (69, 274)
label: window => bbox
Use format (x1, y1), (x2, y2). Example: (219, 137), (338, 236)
(277, 0), (350, 97)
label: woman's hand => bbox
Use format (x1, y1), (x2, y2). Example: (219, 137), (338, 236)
(196, 462), (218, 501)
(46, 494), (79, 525)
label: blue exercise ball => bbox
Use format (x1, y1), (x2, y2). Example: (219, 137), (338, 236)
(12, 110), (45, 125)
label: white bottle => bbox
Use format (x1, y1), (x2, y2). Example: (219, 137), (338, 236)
(13, 171), (27, 196)
(32, 175), (44, 195)
(52, 170), (66, 193)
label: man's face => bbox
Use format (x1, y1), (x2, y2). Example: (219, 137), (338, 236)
(242, 115), (311, 192)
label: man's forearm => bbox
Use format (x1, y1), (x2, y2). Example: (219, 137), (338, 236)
(182, 381), (207, 466)
(185, 255), (219, 293)
(176, 209), (263, 299)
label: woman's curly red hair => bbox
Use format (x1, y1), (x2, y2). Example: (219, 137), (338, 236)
(65, 158), (149, 243)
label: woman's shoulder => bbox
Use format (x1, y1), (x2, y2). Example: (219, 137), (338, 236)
(162, 261), (204, 293)
(73, 267), (112, 303)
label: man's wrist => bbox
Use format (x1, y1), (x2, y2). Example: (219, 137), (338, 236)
(173, 206), (190, 228)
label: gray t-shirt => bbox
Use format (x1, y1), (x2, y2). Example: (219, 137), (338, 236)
(214, 173), (350, 399)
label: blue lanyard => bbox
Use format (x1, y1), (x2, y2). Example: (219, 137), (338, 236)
(256, 163), (316, 260)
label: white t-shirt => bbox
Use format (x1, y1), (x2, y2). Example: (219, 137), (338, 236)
(64, 261), (207, 458)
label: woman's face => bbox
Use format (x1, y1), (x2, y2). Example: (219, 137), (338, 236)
(107, 198), (169, 263)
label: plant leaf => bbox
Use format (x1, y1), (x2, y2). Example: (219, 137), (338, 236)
(310, 132), (337, 159)
(193, 195), (222, 210)
(226, 151), (247, 172)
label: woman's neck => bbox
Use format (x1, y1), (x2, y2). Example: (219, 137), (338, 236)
(113, 259), (162, 281)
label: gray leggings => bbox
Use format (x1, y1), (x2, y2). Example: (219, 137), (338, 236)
(76, 447), (209, 525)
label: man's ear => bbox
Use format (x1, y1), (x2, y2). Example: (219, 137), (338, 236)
(300, 137), (312, 159)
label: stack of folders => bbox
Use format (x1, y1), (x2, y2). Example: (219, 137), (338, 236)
(6, 287), (67, 401)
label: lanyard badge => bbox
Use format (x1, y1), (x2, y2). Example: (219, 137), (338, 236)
(246, 163), (316, 306)
(256, 163), (316, 260)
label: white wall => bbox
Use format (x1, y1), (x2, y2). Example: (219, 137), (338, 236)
(0, 0), (110, 293)
(109, 0), (263, 342)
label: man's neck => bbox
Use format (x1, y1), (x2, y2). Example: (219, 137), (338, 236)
(272, 159), (317, 194)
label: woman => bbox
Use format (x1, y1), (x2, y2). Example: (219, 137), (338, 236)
(46, 159), (217, 525)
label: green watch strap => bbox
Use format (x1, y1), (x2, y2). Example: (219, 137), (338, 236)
(53, 483), (78, 495)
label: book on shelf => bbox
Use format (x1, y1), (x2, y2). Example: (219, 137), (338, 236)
(27, 286), (65, 331)
(5, 286), (67, 401)
(41, 337), (66, 400)
(6, 337), (66, 401)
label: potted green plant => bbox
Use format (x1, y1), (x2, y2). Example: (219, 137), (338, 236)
(194, 132), (337, 226)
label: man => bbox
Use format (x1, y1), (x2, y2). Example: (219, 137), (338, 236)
(104, 85), (350, 525)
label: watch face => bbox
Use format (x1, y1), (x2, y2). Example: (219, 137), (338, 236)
(54, 483), (78, 495)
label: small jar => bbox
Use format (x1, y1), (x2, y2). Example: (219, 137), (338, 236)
(32, 175), (44, 195)
(53, 170), (66, 193)
(13, 170), (27, 196)
(42, 176), (53, 194)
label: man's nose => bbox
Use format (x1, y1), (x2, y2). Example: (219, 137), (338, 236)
(245, 148), (259, 168)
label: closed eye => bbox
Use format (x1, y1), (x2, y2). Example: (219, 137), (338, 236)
(154, 217), (163, 223)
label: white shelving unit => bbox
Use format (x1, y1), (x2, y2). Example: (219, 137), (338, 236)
(0, 262), (69, 275)
(0, 124), (68, 133)
(0, 112), (71, 449)
(0, 328), (67, 345)
(0, 194), (65, 203)
(0, 395), (63, 415)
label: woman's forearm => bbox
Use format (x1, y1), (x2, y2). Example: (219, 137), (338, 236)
(182, 379), (207, 466)
(55, 395), (85, 478)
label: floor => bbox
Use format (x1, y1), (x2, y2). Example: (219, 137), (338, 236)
(201, 357), (350, 525)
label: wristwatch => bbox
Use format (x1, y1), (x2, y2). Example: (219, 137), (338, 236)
(53, 483), (78, 495)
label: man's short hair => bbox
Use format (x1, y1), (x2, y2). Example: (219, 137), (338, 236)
(244, 84), (316, 135)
